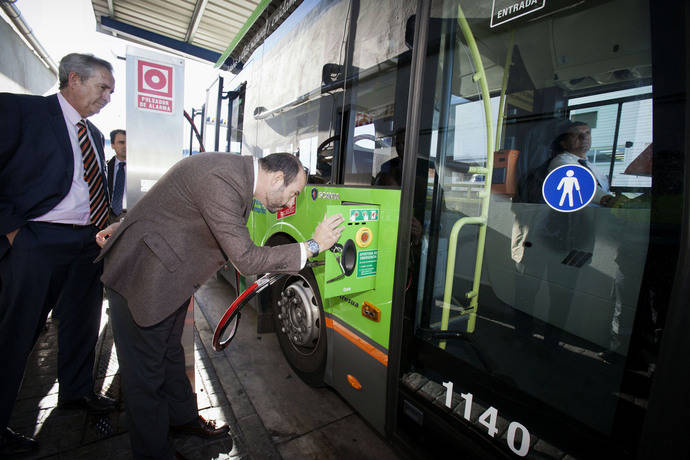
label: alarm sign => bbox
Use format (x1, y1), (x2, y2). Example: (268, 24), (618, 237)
(137, 60), (172, 97)
(136, 59), (174, 113)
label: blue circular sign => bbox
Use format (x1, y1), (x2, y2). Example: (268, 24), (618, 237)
(542, 164), (597, 212)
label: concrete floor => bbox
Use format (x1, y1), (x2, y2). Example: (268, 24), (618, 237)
(8, 304), (236, 459)
(7, 274), (400, 459)
(194, 275), (401, 460)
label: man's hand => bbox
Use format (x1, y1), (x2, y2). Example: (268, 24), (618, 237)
(310, 213), (345, 255)
(5, 228), (19, 246)
(96, 222), (120, 248)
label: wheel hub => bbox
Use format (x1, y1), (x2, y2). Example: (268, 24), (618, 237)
(276, 278), (320, 348)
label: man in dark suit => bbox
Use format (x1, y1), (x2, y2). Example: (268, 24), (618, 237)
(107, 129), (126, 221)
(95, 152), (344, 459)
(0, 53), (117, 455)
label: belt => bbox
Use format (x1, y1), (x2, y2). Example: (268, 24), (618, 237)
(40, 222), (94, 229)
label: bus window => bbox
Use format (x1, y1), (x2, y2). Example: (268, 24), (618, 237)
(568, 87), (653, 190)
(339, 65), (407, 186)
(243, 0), (356, 181)
(401, 0), (668, 457)
(337, 1), (416, 186)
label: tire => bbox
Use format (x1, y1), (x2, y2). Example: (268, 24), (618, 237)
(268, 235), (327, 387)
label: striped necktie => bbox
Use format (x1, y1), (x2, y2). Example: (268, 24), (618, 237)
(77, 120), (109, 229)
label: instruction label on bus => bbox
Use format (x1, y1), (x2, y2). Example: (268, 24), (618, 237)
(357, 250), (378, 278)
(350, 209), (378, 222)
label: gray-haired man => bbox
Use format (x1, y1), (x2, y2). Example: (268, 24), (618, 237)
(0, 53), (117, 455)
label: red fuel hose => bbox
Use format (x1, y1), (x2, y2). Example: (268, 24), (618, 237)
(212, 273), (286, 351)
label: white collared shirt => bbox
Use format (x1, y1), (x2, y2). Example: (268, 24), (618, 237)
(32, 93), (104, 225)
(548, 152), (611, 204)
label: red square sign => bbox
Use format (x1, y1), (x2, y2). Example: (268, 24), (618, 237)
(277, 196), (297, 219)
(137, 60), (173, 97)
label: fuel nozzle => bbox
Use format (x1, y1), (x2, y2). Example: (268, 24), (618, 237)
(327, 239), (356, 283)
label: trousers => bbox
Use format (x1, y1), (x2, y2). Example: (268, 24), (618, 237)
(0, 221), (103, 430)
(107, 287), (197, 460)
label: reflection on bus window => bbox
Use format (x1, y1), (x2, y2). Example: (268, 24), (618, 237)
(406, 0), (659, 455)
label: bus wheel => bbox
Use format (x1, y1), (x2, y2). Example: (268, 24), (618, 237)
(271, 269), (327, 386)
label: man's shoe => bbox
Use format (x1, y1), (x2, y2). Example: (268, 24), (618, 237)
(58, 393), (117, 413)
(171, 415), (229, 439)
(0, 427), (39, 455)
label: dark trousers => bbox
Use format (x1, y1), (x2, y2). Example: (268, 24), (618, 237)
(0, 222), (103, 430)
(107, 288), (197, 460)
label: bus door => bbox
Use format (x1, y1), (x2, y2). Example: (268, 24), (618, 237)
(311, 2), (416, 432)
(254, 0), (417, 434)
(389, 0), (688, 458)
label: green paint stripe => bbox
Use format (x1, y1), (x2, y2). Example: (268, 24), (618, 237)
(214, 0), (272, 68)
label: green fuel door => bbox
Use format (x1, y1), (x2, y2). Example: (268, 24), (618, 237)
(323, 205), (380, 299)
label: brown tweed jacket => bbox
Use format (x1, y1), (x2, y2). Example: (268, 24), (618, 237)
(96, 153), (301, 327)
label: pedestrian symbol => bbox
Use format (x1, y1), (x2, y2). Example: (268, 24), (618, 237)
(542, 164), (597, 212)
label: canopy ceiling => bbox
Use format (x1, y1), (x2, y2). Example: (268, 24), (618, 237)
(91, 0), (301, 71)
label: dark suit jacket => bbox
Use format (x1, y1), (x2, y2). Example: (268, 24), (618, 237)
(107, 156), (116, 199)
(97, 153), (302, 327)
(0, 93), (108, 255)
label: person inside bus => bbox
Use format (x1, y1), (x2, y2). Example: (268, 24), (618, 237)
(374, 129), (422, 236)
(374, 129), (424, 283)
(512, 120), (627, 353)
(548, 120), (617, 207)
(373, 130), (405, 187)
(93, 152), (344, 460)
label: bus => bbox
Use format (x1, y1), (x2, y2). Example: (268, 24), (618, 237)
(210, 0), (689, 457)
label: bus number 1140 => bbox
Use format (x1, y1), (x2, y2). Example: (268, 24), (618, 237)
(443, 381), (531, 457)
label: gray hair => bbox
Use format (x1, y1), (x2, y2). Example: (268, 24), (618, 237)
(58, 53), (113, 89)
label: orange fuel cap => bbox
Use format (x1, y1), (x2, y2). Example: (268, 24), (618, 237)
(355, 227), (373, 248)
(361, 301), (380, 322)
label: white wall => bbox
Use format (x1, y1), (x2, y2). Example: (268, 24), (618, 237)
(0, 17), (56, 94)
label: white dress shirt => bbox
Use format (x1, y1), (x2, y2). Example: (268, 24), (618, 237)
(548, 152), (611, 205)
(32, 93), (104, 225)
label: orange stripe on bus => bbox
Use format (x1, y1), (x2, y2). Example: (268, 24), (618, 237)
(325, 317), (388, 367)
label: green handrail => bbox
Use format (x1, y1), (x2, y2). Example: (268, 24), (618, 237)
(495, 32), (514, 150)
(439, 4), (495, 347)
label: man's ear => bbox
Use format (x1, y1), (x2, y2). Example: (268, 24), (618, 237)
(68, 72), (82, 88)
(271, 171), (285, 188)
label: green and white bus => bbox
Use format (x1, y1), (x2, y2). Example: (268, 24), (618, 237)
(208, 0), (690, 457)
